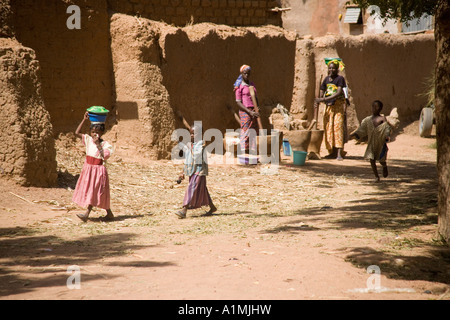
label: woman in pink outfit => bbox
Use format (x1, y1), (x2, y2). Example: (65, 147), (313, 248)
(72, 112), (114, 222)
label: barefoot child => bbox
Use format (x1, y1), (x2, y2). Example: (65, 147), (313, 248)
(350, 100), (392, 182)
(175, 124), (217, 219)
(73, 112), (114, 222)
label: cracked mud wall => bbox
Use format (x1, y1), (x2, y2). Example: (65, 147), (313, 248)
(293, 33), (436, 132)
(1, 1), (437, 170)
(109, 15), (176, 159)
(0, 38), (57, 186)
(109, 13), (296, 159)
(332, 33), (435, 127)
(161, 23), (296, 131)
(0, 0), (14, 38)
(11, 0), (114, 133)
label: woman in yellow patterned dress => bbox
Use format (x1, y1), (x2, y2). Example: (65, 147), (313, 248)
(314, 59), (347, 160)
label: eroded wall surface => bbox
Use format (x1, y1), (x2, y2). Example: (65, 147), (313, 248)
(11, 0), (114, 133)
(0, 38), (57, 186)
(160, 23), (297, 132)
(108, 14), (297, 158)
(291, 33), (436, 132)
(326, 34), (435, 126)
(1, 1), (437, 167)
(109, 15), (176, 159)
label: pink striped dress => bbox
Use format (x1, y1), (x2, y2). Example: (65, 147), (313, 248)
(72, 134), (113, 210)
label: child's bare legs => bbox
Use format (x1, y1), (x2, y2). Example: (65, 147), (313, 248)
(176, 202), (217, 219)
(101, 209), (114, 222)
(380, 161), (388, 178)
(203, 193), (217, 216)
(370, 160), (388, 182)
(76, 205), (92, 222)
(77, 206), (114, 222)
(203, 202), (217, 216)
(370, 160), (380, 182)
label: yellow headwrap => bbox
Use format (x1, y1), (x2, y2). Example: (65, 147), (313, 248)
(326, 59), (345, 71)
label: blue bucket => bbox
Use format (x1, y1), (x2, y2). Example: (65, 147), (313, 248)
(293, 150), (307, 166)
(88, 112), (107, 123)
(282, 139), (292, 156)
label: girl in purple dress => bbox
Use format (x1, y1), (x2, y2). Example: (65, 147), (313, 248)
(175, 125), (217, 219)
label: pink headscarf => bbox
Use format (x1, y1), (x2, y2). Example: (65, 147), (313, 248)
(234, 64), (251, 90)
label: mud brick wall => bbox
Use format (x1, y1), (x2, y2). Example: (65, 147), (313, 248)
(0, 0), (14, 38)
(109, 15), (176, 159)
(11, 0), (114, 133)
(107, 14), (296, 159)
(332, 34), (436, 124)
(0, 39), (57, 186)
(107, 0), (282, 26)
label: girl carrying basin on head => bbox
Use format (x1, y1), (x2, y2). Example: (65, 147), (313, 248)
(72, 111), (114, 222)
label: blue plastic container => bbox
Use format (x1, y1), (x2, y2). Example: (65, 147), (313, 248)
(88, 113), (107, 123)
(293, 150), (307, 166)
(87, 106), (109, 123)
(282, 139), (292, 156)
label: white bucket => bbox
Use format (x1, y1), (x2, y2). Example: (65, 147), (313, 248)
(224, 132), (240, 155)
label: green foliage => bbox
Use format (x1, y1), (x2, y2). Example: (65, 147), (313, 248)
(349, 0), (438, 22)
(417, 69), (435, 108)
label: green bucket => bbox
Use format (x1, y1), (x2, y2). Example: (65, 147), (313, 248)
(293, 150), (307, 166)
(87, 106), (109, 123)
(87, 106), (109, 114)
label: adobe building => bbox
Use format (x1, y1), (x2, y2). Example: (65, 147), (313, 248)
(0, 0), (436, 186)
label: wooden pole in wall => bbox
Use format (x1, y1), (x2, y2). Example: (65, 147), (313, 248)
(314, 74), (323, 130)
(226, 105), (241, 125)
(249, 86), (264, 134)
(175, 110), (191, 130)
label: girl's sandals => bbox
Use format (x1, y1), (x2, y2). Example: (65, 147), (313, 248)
(174, 211), (186, 219)
(76, 213), (89, 222)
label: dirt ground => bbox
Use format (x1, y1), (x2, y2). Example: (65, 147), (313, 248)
(0, 121), (449, 301)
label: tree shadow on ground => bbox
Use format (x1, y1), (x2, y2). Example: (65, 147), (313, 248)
(87, 214), (147, 223)
(262, 223), (320, 234)
(0, 227), (175, 297)
(286, 187), (438, 233)
(345, 246), (450, 285)
(275, 156), (438, 231)
(280, 156), (437, 183)
(263, 156), (448, 285)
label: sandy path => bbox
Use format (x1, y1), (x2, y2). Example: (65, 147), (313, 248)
(0, 125), (449, 301)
